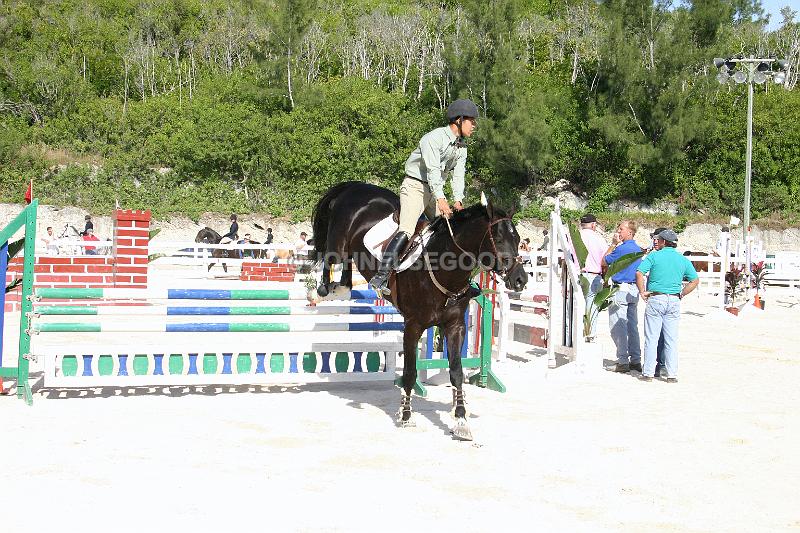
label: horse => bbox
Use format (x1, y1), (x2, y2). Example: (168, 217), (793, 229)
(312, 181), (528, 440)
(683, 251), (721, 273)
(195, 227), (238, 272)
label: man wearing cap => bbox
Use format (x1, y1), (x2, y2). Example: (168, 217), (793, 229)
(579, 214), (608, 339)
(635, 229), (700, 382)
(647, 227), (669, 376)
(602, 220), (643, 373)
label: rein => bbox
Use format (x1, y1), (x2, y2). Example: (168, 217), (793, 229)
(425, 214), (517, 303)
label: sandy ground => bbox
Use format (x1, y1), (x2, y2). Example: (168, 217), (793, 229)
(2, 285), (800, 532)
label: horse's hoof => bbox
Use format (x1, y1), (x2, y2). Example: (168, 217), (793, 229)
(396, 409), (415, 427)
(316, 285), (329, 297)
(398, 417), (416, 428)
(451, 419), (473, 441)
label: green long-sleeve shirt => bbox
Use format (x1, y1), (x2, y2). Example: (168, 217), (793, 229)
(404, 126), (466, 202)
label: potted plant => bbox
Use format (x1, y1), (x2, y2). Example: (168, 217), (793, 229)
(724, 264), (746, 315)
(751, 261), (767, 309)
(568, 224), (645, 342)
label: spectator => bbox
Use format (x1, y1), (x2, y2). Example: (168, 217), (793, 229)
(82, 228), (100, 255)
(578, 214), (608, 339)
(636, 229), (700, 382)
(221, 214), (238, 242)
(42, 226), (59, 255)
(715, 226), (730, 257)
(647, 228), (669, 376)
(265, 228), (274, 245)
(295, 231), (308, 252)
(537, 229), (549, 251)
(602, 220), (643, 373)
(83, 215), (93, 236)
(238, 233), (253, 259)
(519, 238), (531, 253)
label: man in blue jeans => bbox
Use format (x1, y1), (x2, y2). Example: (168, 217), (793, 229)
(635, 229), (700, 382)
(603, 220), (643, 373)
(647, 227), (669, 377)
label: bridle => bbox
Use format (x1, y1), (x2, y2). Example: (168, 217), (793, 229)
(443, 215), (520, 276)
(425, 215), (521, 304)
(477, 217), (521, 277)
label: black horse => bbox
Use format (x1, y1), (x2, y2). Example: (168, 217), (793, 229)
(195, 228), (237, 272)
(312, 181), (527, 440)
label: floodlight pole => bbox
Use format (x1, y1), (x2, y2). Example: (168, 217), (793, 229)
(714, 55), (788, 301)
(744, 73), (753, 281)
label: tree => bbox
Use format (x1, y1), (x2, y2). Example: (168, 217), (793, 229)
(272, 0), (318, 108)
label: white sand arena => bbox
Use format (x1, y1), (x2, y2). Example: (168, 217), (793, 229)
(2, 285), (799, 532)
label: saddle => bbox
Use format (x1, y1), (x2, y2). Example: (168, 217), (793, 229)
(363, 213), (437, 272)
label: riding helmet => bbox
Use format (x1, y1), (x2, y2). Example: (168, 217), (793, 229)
(446, 99), (479, 122)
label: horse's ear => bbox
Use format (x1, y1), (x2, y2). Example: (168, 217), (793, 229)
(481, 192), (495, 219)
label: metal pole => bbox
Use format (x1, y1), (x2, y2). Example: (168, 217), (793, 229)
(744, 74), (753, 287)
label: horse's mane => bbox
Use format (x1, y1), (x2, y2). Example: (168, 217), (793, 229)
(431, 203), (509, 233)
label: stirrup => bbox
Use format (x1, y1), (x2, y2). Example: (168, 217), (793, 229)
(369, 273), (391, 296)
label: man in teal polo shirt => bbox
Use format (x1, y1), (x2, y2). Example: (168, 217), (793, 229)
(635, 229), (700, 382)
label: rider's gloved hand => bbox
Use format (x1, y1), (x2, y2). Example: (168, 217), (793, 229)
(437, 198), (452, 218)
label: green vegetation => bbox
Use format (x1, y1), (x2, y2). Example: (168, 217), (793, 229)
(0, 0), (798, 223)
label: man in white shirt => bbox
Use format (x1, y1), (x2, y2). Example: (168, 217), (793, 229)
(579, 214), (608, 338)
(42, 226), (59, 255)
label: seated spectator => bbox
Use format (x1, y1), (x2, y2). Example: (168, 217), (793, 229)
(42, 226), (59, 255)
(83, 215), (93, 236)
(82, 228), (100, 255)
(519, 238), (531, 253)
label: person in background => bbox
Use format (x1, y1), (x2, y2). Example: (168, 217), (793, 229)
(537, 229), (549, 251)
(636, 229), (700, 382)
(42, 226), (59, 255)
(578, 214), (608, 339)
(295, 231), (308, 251)
(82, 228), (100, 255)
(238, 233), (252, 259)
(83, 215), (93, 236)
(519, 238), (531, 253)
(603, 220), (643, 373)
(221, 214), (238, 242)
(647, 227), (669, 376)
(265, 228), (274, 245)
(715, 226), (730, 257)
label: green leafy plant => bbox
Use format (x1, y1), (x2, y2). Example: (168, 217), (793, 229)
(750, 261), (767, 294)
(568, 223), (644, 340)
(725, 265), (747, 305)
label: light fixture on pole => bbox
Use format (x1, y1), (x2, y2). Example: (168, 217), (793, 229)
(712, 55), (789, 285)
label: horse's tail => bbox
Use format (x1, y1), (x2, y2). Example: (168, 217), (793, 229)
(311, 181), (358, 264)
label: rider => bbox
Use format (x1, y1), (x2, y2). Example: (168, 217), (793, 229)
(368, 98), (479, 296)
(221, 214), (238, 242)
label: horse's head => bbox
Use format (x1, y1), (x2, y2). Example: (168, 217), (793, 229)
(473, 196), (528, 292)
(195, 227), (219, 244)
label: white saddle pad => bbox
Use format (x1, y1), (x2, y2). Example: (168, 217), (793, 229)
(363, 215), (432, 272)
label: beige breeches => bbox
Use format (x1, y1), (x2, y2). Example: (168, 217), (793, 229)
(398, 177), (438, 236)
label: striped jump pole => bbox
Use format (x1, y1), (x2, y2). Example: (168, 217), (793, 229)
(35, 305), (399, 316)
(35, 288), (381, 301)
(33, 321), (405, 333)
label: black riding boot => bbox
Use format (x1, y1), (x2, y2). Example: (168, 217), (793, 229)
(369, 232), (409, 296)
